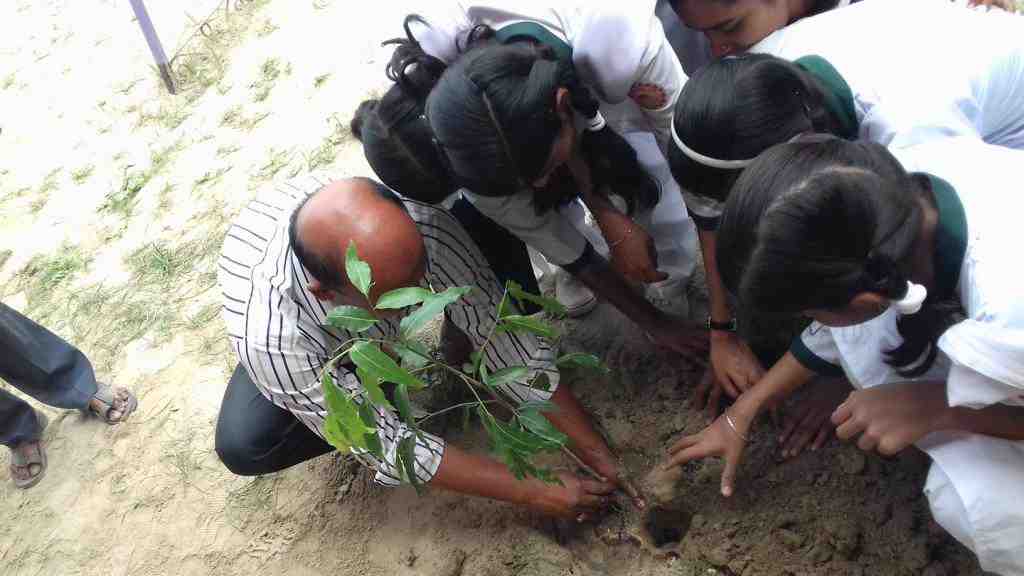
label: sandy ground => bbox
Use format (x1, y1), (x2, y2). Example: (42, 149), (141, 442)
(0, 1), (988, 575)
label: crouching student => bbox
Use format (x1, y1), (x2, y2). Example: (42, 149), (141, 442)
(666, 0), (1024, 440)
(214, 175), (643, 519)
(664, 138), (1024, 574)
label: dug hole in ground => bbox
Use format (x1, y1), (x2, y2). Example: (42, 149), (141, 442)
(0, 1), (986, 575)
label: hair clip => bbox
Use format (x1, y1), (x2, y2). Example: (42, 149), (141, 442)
(892, 280), (927, 315)
(585, 111), (606, 132)
(670, 122), (808, 171)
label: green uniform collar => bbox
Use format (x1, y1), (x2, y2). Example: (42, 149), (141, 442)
(494, 22), (573, 64)
(925, 174), (968, 300)
(794, 55), (859, 140)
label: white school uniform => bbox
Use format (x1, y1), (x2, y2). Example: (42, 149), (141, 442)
(412, 1), (699, 293)
(753, 0), (1024, 150)
(793, 139), (1024, 575)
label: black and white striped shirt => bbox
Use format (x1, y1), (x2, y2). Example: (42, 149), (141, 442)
(219, 174), (559, 486)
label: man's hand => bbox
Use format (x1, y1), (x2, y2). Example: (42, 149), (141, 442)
(831, 381), (950, 456)
(709, 331), (765, 399)
(528, 471), (616, 520)
(664, 411), (749, 497)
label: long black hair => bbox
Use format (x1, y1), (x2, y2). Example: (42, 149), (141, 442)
(426, 41), (659, 215)
(668, 54), (845, 205)
(717, 138), (961, 376)
(350, 15), (459, 203)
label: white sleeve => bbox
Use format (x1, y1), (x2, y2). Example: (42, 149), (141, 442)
(462, 189), (588, 267)
(790, 322), (845, 377)
(940, 319), (1024, 409)
(408, 2), (473, 64)
(571, 9), (686, 153)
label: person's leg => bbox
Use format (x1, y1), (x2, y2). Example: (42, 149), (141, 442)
(448, 197), (543, 313)
(0, 387), (42, 448)
(0, 303), (98, 411)
(215, 364), (334, 476)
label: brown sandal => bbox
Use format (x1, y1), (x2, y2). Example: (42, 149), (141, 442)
(86, 383), (138, 425)
(10, 412), (48, 489)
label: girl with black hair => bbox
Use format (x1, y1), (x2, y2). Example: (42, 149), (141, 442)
(409, 2), (709, 358)
(350, 17), (542, 312)
(667, 0), (1024, 434)
(664, 137), (1024, 574)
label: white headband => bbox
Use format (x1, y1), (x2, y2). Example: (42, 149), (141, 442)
(670, 120), (807, 171)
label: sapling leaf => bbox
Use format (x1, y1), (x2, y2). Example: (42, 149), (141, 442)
(518, 400), (559, 414)
(398, 435), (424, 495)
(325, 305), (377, 332)
(321, 371), (352, 452)
(507, 280), (566, 317)
(375, 287), (433, 310)
(322, 369), (373, 451)
(497, 290), (514, 319)
(345, 241), (373, 299)
(394, 339), (430, 370)
(399, 286), (471, 338)
(357, 367), (392, 409)
(359, 402), (385, 460)
(349, 341), (426, 390)
(518, 408), (569, 450)
(498, 315), (558, 339)
(483, 366), (529, 388)
(555, 352), (609, 374)
(394, 384), (417, 428)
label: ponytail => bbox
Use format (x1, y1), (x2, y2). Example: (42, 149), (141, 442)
(427, 42), (658, 214)
(718, 139), (961, 376)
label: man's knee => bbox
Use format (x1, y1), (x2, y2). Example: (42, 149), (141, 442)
(214, 410), (263, 476)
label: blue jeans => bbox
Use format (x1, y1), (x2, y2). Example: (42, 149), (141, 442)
(0, 303), (97, 446)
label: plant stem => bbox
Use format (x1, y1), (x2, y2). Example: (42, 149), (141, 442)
(418, 400), (495, 424)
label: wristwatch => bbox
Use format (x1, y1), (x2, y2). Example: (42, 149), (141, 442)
(706, 317), (737, 332)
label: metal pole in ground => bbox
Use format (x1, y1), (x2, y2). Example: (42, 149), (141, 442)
(129, 0), (177, 95)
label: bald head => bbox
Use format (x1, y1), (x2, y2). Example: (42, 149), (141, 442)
(290, 177), (425, 302)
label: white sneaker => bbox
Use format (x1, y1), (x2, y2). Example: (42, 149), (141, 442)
(556, 270), (598, 318)
(646, 276), (690, 320)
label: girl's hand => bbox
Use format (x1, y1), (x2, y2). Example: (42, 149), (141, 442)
(606, 217), (668, 284)
(664, 410), (749, 497)
(709, 332), (765, 399)
(830, 381), (950, 456)
(528, 471), (616, 520)
(778, 377), (850, 459)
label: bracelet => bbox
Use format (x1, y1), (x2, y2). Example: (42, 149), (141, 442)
(607, 226), (633, 249)
(724, 408), (750, 442)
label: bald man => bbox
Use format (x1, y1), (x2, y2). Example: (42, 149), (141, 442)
(214, 175), (640, 519)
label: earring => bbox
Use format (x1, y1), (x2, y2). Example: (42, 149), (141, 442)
(892, 281), (927, 315)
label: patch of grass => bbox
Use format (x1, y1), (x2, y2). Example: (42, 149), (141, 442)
(0, 249), (12, 270)
(14, 244), (92, 312)
(216, 144), (241, 157)
(170, 0), (271, 95)
(256, 147), (294, 181)
(126, 240), (201, 287)
(1, 73), (15, 90)
(29, 169), (61, 213)
(136, 101), (190, 130)
(71, 164), (94, 184)
(251, 57), (288, 103)
(304, 118), (350, 171)
(313, 73), (330, 89)
(194, 166), (231, 191)
(102, 144), (177, 219)
(220, 105), (270, 132)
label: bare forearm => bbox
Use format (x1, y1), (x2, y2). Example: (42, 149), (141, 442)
(945, 403), (1024, 441)
(733, 352), (816, 421)
(698, 229), (732, 323)
(429, 445), (537, 505)
(544, 384), (613, 476)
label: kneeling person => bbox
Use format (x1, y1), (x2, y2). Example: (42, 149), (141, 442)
(214, 175), (639, 518)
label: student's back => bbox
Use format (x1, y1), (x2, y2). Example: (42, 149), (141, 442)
(753, 0), (1024, 148)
